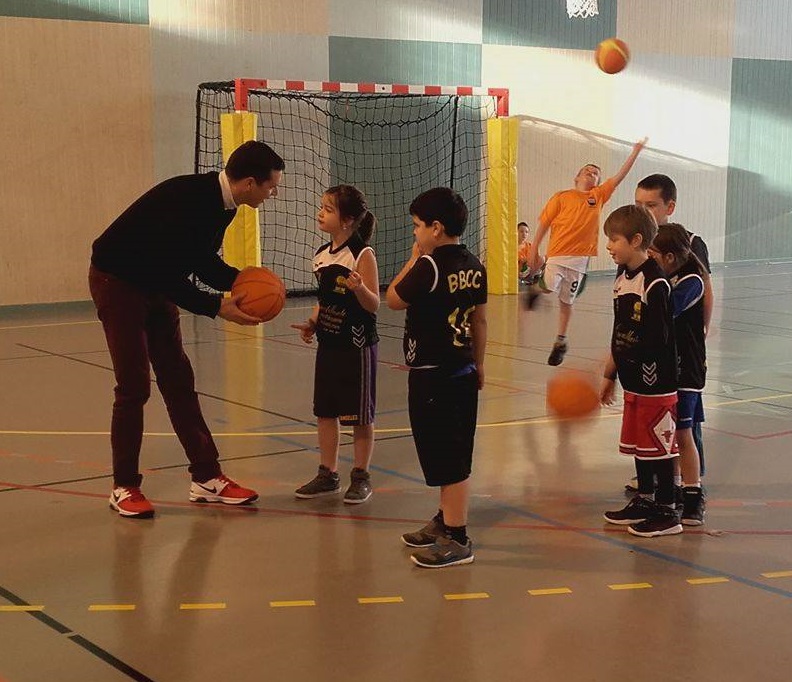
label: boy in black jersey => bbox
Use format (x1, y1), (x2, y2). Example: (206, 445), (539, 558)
(386, 187), (487, 568)
(600, 205), (683, 537)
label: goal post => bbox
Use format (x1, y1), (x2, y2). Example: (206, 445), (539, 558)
(195, 78), (515, 295)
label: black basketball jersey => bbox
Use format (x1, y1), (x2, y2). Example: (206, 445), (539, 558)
(612, 258), (677, 395)
(395, 244), (487, 369)
(669, 259), (706, 391)
(313, 233), (378, 349)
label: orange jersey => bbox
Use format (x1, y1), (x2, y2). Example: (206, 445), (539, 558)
(518, 241), (532, 265)
(539, 178), (616, 257)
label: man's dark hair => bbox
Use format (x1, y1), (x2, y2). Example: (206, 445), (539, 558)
(225, 141), (285, 183)
(409, 187), (468, 237)
(637, 174), (677, 204)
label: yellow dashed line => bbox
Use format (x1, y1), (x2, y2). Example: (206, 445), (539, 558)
(270, 600), (316, 608)
(687, 577), (730, 585)
(761, 571), (792, 579)
(179, 603), (226, 610)
(608, 582), (652, 591)
(0, 605), (44, 612)
(88, 604), (136, 611)
(357, 596), (404, 605)
(528, 588), (572, 596)
(444, 592), (490, 601)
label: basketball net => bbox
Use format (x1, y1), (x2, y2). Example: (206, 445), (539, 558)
(566, 0), (598, 18)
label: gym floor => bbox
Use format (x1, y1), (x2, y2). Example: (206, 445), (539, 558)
(1, 262), (791, 682)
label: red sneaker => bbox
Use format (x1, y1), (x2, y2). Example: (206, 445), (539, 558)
(109, 487), (155, 518)
(189, 475), (258, 505)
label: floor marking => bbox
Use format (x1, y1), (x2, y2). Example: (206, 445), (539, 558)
(761, 571), (792, 579)
(0, 604), (45, 612)
(444, 592), (490, 601)
(687, 577), (730, 585)
(528, 588), (572, 596)
(179, 602), (226, 610)
(270, 600), (316, 608)
(357, 596), (404, 605)
(88, 604), (136, 612)
(608, 582), (652, 591)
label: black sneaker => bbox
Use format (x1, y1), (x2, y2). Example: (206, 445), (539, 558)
(604, 496), (657, 525)
(343, 468), (372, 505)
(547, 341), (568, 366)
(681, 487), (706, 526)
(674, 485), (685, 509)
(410, 535), (474, 568)
(401, 516), (444, 547)
(628, 507), (683, 537)
(523, 284), (543, 310)
(295, 465), (340, 499)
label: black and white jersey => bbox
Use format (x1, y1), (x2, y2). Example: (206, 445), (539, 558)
(669, 259), (706, 391)
(395, 244), (487, 369)
(687, 231), (711, 273)
(313, 233), (378, 349)
(612, 258), (677, 396)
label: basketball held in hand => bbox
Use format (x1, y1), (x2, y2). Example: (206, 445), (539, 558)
(231, 267), (286, 322)
(595, 37), (630, 74)
(546, 370), (601, 419)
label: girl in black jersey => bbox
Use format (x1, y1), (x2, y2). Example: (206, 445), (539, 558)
(292, 185), (380, 504)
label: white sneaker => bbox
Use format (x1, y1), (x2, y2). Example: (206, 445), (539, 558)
(189, 475), (258, 505)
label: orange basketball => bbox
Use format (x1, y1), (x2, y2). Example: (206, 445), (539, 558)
(595, 37), (630, 74)
(546, 370), (601, 419)
(231, 267), (286, 322)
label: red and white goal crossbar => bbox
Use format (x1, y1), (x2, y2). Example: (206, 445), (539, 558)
(233, 78), (509, 117)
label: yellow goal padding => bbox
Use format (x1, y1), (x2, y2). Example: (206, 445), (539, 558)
(486, 117), (519, 295)
(220, 112), (260, 269)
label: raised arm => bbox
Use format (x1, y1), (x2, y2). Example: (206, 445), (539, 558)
(609, 137), (647, 188)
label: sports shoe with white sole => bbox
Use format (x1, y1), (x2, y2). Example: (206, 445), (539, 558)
(110, 486), (154, 518)
(189, 475), (258, 505)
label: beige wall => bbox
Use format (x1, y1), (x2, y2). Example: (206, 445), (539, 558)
(0, 17), (153, 306)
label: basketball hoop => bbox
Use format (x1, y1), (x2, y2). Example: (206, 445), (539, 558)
(566, 0), (598, 18)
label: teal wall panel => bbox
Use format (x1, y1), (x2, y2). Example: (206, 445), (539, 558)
(329, 36), (481, 86)
(726, 58), (792, 261)
(483, 0), (616, 49)
(0, 0), (147, 24)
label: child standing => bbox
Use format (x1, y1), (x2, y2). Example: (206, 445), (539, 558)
(292, 185), (380, 504)
(386, 187), (487, 568)
(649, 223), (707, 525)
(600, 205), (682, 538)
(526, 139), (646, 365)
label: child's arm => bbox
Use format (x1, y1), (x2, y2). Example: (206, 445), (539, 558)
(608, 137), (647, 188)
(470, 304), (488, 389)
(386, 243), (421, 310)
(291, 304), (319, 343)
(346, 248), (380, 313)
(527, 220), (551, 272)
(600, 352), (617, 405)
(702, 276), (714, 335)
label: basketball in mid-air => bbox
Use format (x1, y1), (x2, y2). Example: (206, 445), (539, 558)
(595, 37), (630, 74)
(546, 370), (601, 419)
(231, 267), (286, 322)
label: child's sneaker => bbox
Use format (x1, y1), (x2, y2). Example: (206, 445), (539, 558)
(295, 465), (341, 499)
(401, 516), (444, 547)
(604, 495), (657, 525)
(547, 340), (568, 366)
(189, 475), (258, 505)
(343, 468), (372, 504)
(109, 487), (154, 518)
(628, 507), (683, 537)
(410, 535), (474, 568)
(681, 487), (706, 526)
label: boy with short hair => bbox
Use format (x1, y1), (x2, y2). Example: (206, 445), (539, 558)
(600, 205), (682, 537)
(386, 187), (487, 567)
(527, 139), (646, 365)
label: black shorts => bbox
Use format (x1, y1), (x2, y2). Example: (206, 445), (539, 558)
(408, 366), (479, 486)
(314, 343), (377, 426)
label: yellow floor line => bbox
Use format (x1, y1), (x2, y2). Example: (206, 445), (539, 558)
(270, 600), (316, 608)
(444, 592), (490, 601)
(0, 605), (45, 612)
(761, 570), (792, 579)
(88, 604), (136, 611)
(608, 582), (652, 591)
(528, 588), (573, 596)
(687, 577), (730, 585)
(357, 596), (404, 605)
(179, 602), (226, 610)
